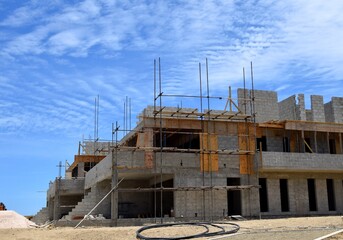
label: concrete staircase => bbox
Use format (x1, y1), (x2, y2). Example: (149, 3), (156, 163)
(32, 207), (49, 225)
(65, 188), (99, 220)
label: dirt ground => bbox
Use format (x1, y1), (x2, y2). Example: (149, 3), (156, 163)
(0, 216), (342, 240)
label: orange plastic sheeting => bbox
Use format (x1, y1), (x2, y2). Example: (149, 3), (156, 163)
(200, 133), (219, 172)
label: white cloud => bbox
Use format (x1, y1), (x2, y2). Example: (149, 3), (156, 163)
(1, 0), (343, 138)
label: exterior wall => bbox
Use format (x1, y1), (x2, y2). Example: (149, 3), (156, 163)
(94, 180), (112, 218)
(237, 89), (279, 122)
(332, 97), (343, 123)
(334, 179), (343, 213)
(259, 152), (343, 172)
(265, 129), (284, 152)
(85, 151), (146, 189)
(296, 94), (306, 120)
(279, 95), (297, 120)
(266, 179), (281, 214)
(48, 94), (343, 222)
(260, 173), (343, 216)
(306, 110), (313, 121)
(325, 97), (343, 123)
(174, 173), (228, 219)
(316, 179), (329, 214)
(324, 101), (334, 123)
(289, 178), (308, 215)
(310, 95), (325, 122)
(240, 175), (260, 216)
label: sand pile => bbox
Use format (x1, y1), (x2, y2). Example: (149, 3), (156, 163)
(0, 211), (37, 228)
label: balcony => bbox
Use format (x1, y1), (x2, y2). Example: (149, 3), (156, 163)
(259, 152), (343, 173)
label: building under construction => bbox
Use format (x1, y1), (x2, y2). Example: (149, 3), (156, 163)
(32, 67), (343, 226)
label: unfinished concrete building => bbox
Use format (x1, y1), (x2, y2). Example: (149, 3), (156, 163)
(32, 88), (343, 226)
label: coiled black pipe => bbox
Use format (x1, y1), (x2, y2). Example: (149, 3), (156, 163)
(136, 222), (240, 240)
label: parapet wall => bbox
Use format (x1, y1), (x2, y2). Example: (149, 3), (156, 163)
(237, 89), (279, 122)
(278, 93), (342, 123)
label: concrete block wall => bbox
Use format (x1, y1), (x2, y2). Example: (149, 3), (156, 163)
(266, 134), (283, 152)
(315, 132), (329, 153)
(32, 207), (49, 225)
(280, 93), (342, 122)
(65, 180), (111, 220)
(260, 152), (343, 171)
(310, 95), (325, 122)
(266, 179), (281, 214)
(260, 173), (343, 216)
(316, 179), (329, 214)
(279, 95), (297, 120)
(218, 135), (238, 150)
(332, 97), (343, 123)
(324, 101), (334, 122)
(240, 175), (260, 217)
(65, 187), (98, 220)
(174, 172), (228, 219)
(85, 151), (147, 189)
(289, 178), (308, 215)
(296, 94), (306, 120)
(306, 110), (313, 121)
(118, 180), (152, 218)
(238, 89), (279, 122)
(334, 179), (343, 214)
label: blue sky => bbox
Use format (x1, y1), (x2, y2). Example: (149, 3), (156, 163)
(1, 0), (343, 216)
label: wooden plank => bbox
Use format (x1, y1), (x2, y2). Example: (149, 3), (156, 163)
(285, 121), (343, 133)
(200, 133), (218, 172)
(67, 155), (106, 171)
(238, 123), (254, 174)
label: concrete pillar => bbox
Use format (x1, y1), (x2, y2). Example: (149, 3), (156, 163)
(310, 95), (325, 122)
(327, 132), (330, 154)
(290, 179), (308, 215)
(53, 178), (60, 220)
(267, 179), (281, 214)
(334, 179), (343, 214)
(316, 179), (329, 214)
(77, 162), (85, 178)
(314, 131), (318, 153)
(339, 133), (342, 154)
(110, 151), (118, 226)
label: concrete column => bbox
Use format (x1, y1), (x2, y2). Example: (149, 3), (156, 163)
(314, 131), (318, 153)
(53, 178), (60, 220)
(77, 162), (85, 178)
(339, 133), (342, 154)
(316, 179), (329, 214)
(110, 150), (118, 226)
(290, 179), (308, 215)
(327, 132), (330, 154)
(334, 179), (343, 214)
(267, 179), (281, 214)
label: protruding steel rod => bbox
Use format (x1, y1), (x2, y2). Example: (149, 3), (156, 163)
(158, 57), (163, 224)
(206, 58), (214, 222)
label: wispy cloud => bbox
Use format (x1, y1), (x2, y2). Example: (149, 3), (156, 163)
(1, 0), (343, 139)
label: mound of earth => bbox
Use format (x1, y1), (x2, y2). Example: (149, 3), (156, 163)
(0, 210), (37, 229)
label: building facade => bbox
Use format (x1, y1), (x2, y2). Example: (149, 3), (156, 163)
(33, 89), (343, 225)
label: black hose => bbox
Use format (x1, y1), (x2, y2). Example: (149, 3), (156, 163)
(136, 221), (240, 240)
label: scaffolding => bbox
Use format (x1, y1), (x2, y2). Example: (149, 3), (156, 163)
(107, 58), (260, 224)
